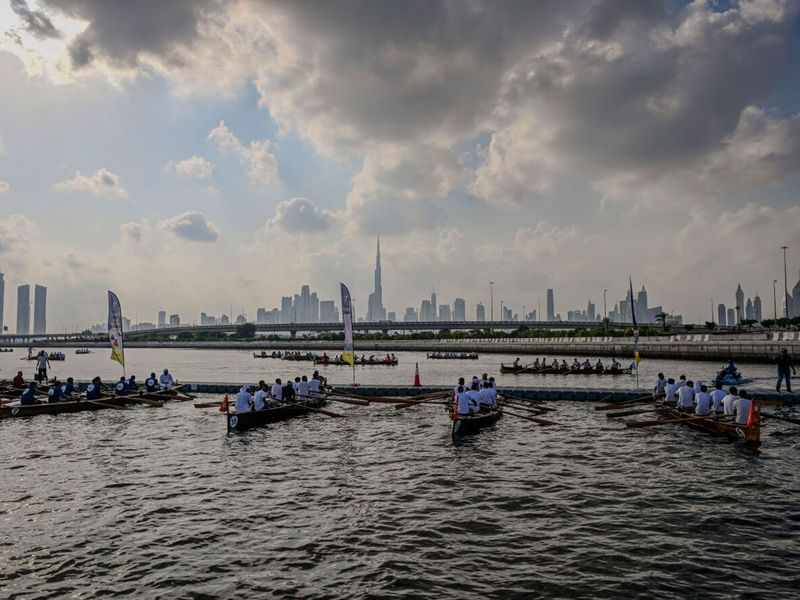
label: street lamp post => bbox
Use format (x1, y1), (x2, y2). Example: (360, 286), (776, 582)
(773, 279), (778, 320)
(489, 281), (494, 323)
(782, 246), (789, 319)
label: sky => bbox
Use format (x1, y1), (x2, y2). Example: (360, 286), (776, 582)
(0, 0), (799, 331)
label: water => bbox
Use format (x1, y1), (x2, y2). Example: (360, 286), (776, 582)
(1, 348), (785, 391)
(2, 350), (799, 598)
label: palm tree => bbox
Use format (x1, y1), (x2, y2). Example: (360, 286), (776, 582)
(655, 311), (669, 331)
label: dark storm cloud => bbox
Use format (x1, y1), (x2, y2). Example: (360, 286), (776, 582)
(41, 0), (217, 67)
(10, 0), (61, 39)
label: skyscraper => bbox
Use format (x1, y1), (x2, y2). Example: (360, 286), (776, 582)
(280, 296), (293, 323)
(587, 300), (596, 321)
(717, 303), (726, 327)
(420, 299), (433, 321)
(0, 272), (4, 333)
(366, 236), (386, 321)
(546, 289), (554, 322)
(753, 294), (762, 322)
(158, 310), (166, 328)
(453, 298), (466, 321)
(735, 284), (744, 324)
(430, 290), (437, 321)
(745, 298), (754, 321)
(439, 304), (451, 321)
(320, 300), (336, 322)
(33, 285), (46, 334)
(476, 303), (485, 321)
(727, 307), (736, 327)
(16, 284), (30, 335)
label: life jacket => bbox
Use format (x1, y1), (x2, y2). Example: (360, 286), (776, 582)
(48, 386), (62, 403)
(86, 383), (102, 400)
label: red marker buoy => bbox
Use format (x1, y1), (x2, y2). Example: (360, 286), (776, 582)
(414, 362), (421, 387)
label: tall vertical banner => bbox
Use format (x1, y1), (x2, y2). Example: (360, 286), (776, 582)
(340, 283), (354, 367)
(629, 276), (640, 388)
(108, 290), (125, 372)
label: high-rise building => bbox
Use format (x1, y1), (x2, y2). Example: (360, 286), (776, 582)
(158, 310), (166, 328)
(420, 299), (433, 321)
(753, 294), (762, 322)
(366, 236), (386, 322)
(280, 296), (293, 323)
(309, 292), (320, 323)
(256, 308), (267, 324)
(476, 303), (485, 321)
(320, 300), (336, 322)
(745, 298), (754, 321)
(122, 316), (131, 332)
(453, 298), (466, 321)
(791, 272), (800, 317)
(546, 289), (554, 322)
(727, 308), (736, 327)
(169, 314), (180, 327)
(403, 307), (417, 321)
(298, 285), (311, 323)
(735, 284), (744, 324)
(0, 272), (4, 333)
(33, 285), (46, 334)
(220, 314), (230, 325)
(387, 311), (396, 322)
(439, 305), (451, 321)
(16, 284), (30, 335)
(587, 300), (596, 322)
(430, 291), (438, 321)
(717, 304), (726, 327)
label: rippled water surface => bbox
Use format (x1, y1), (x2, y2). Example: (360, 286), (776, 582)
(2, 350), (799, 598)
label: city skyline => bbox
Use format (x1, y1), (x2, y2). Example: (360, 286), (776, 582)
(0, 2), (799, 330)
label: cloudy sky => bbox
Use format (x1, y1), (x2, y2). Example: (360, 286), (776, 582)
(1, 0), (799, 330)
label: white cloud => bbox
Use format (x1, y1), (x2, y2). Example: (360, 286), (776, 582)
(164, 155), (214, 179)
(208, 120), (278, 187)
(159, 211), (219, 242)
(266, 198), (333, 233)
(53, 168), (128, 199)
(0, 181), (10, 194)
(120, 220), (148, 243)
(0, 213), (38, 253)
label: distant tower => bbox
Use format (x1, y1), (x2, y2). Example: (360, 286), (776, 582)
(546, 289), (554, 322)
(476, 303), (485, 321)
(745, 298), (754, 321)
(717, 304), (726, 327)
(753, 294), (762, 322)
(735, 284), (744, 324)
(33, 285), (46, 334)
(430, 290), (437, 322)
(16, 284), (30, 335)
(367, 235), (386, 321)
(727, 307), (736, 327)
(587, 299), (596, 321)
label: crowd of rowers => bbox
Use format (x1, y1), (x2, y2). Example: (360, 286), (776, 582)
(12, 369), (178, 405)
(453, 374), (499, 417)
(512, 357), (624, 370)
(233, 370), (327, 412)
(654, 373), (754, 425)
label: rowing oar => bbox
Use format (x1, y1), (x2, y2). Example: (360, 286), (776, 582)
(317, 395), (370, 406)
(285, 404), (344, 418)
(502, 410), (558, 426)
(497, 394), (554, 411)
(498, 391), (549, 406)
(762, 413), (800, 426)
(194, 400), (222, 409)
(624, 414), (727, 428)
(501, 401), (552, 416)
(394, 394), (451, 410)
(606, 407), (658, 418)
(595, 393), (662, 411)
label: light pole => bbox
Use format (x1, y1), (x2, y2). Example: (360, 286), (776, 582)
(500, 300), (504, 321)
(603, 289), (607, 319)
(710, 299), (714, 325)
(489, 282), (494, 323)
(782, 246), (789, 319)
(773, 279), (778, 320)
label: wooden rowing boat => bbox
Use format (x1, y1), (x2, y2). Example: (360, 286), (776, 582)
(654, 402), (760, 445)
(314, 357), (398, 366)
(426, 353), (479, 360)
(500, 364), (631, 375)
(0, 395), (136, 419)
(449, 406), (503, 440)
(226, 396), (328, 431)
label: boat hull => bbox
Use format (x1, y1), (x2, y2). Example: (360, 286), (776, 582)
(656, 403), (760, 445)
(0, 396), (134, 419)
(450, 409), (503, 439)
(226, 396), (328, 431)
(500, 364), (630, 375)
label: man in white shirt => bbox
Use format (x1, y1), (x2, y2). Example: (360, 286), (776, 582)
(271, 378), (283, 401)
(159, 369), (174, 390)
(234, 386), (252, 413)
(733, 390), (752, 425)
(677, 375), (687, 389)
(695, 384), (712, 416)
(310, 376), (321, 394)
(478, 381), (496, 411)
(455, 386), (473, 416)
(654, 373), (667, 397)
(297, 375), (310, 400)
(676, 382), (695, 409)
(722, 386), (739, 416)
(253, 381), (269, 411)
(693, 379), (703, 394)
(710, 383), (727, 414)
(664, 378), (678, 402)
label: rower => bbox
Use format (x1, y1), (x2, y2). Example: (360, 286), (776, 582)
(478, 381), (496, 411)
(454, 377), (466, 395)
(297, 375), (310, 401)
(695, 385), (712, 416)
(282, 380), (296, 403)
(572, 358), (581, 369)
(722, 386), (739, 416)
(611, 358), (621, 370)
(710, 382), (727, 414)
(489, 376), (496, 389)
(271, 378), (283, 402)
(127, 375), (139, 391)
(12, 371), (25, 388)
(159, 369), (175, 390)
(20, 382), (38, 405)
(253, 381), (269, 411)
(115, 376), (129, 396)
(481, 373), (489, 387)
(62, 377), (76, 396)
(513, 357), (521, 368)
(48, 379), (63, 403)
(310, 373), (322, 394)
(145, 373), (159, 392)
(676, 381), (695, 410)
(582, 359), (591, 369)
(596, 359), (604, 370)
(693, 379), (703, 394)
(86, 377), (105, 400)
(234, 385), (253, 412)
(293, 377), (301, 393)
(654, 373), (667, 397)
(455, 385), (475, 416)
(468, 381), (481, 411)
(533, 359), (540, 369)
(664, 378), (678, 402)
(677, 375), (687, 389)
(551, 358), (559, 369)
(733, 390), (752, 425)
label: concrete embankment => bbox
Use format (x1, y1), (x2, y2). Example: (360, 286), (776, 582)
(147, 383), (796, 405)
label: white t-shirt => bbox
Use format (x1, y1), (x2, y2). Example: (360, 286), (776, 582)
(467, 390), (481, 411)
(297, 381), (310, 398)
(253, 389), (268, 410)
(733, 397), (752, 425)
(160, 373), (174, 389)
(710, 389), (727, 412)
(676, 386), (695, 408)
(677, 379), (687, 389)
(693, 380), (703, 393)
(478, 388), (494, 407)
(654, 378), (667, 394)
(695, 392), (712, 415)
(36, 355), (48, 369)
(271, 383), (282, 398)
(235, 389), (252, 413)
(722, 394), (739, 416)
(310, 379), (321, 393)
(456, 391), (472, 415)
(665, 383), (678, 400)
